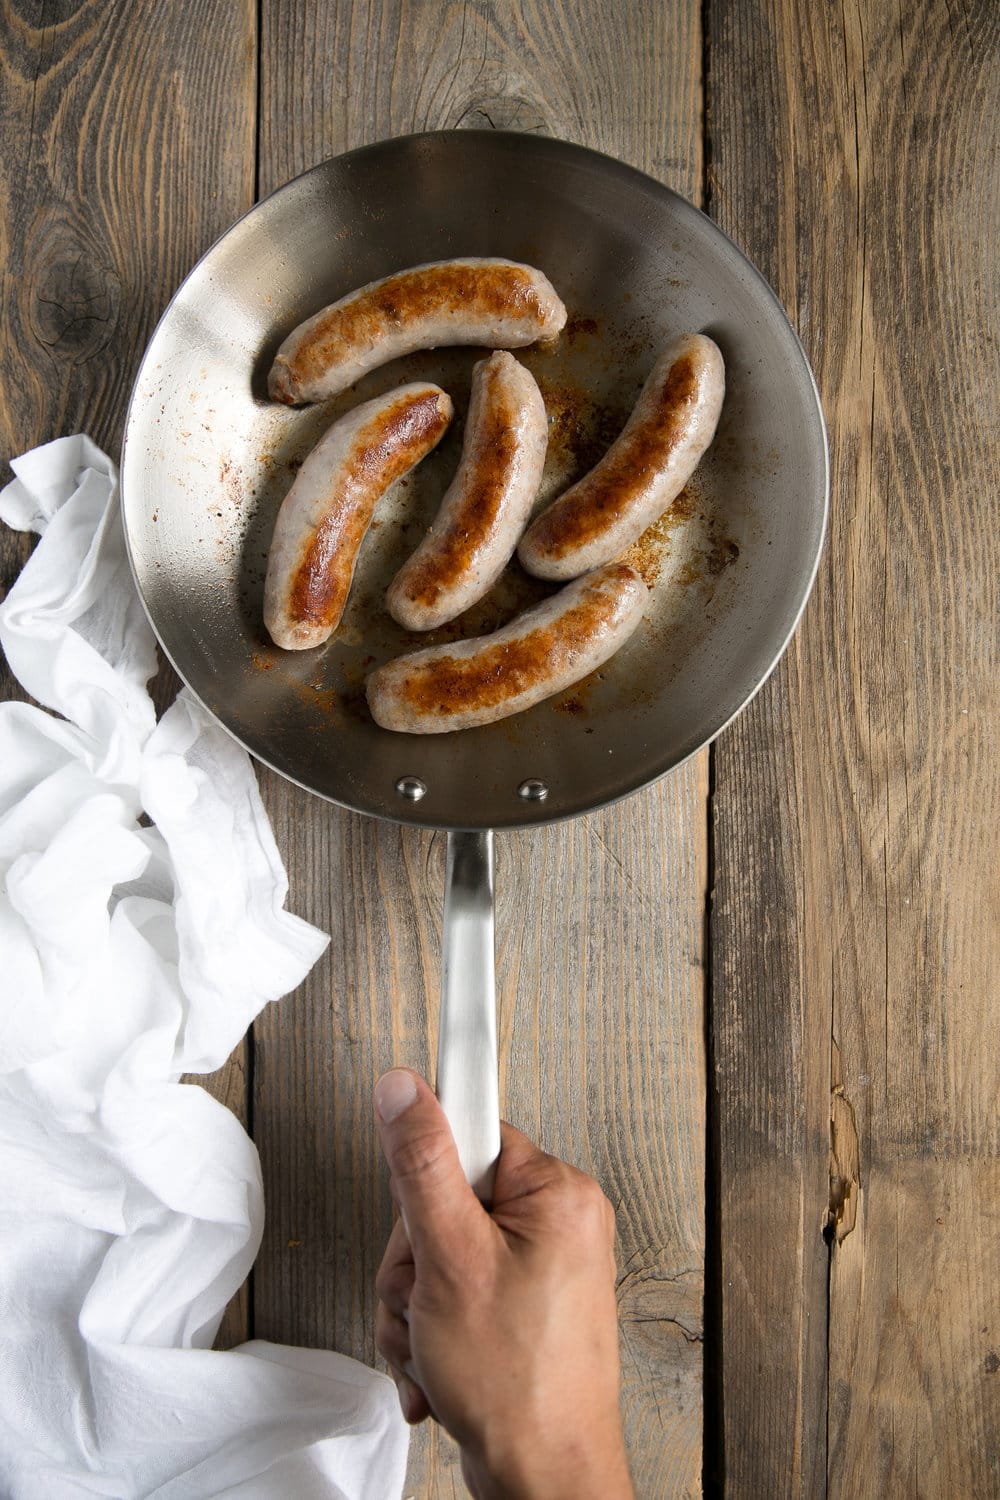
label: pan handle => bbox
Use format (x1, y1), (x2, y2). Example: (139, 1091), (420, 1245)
(437, 829), (501, 1204)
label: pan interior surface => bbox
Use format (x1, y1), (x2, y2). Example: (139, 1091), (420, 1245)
(122, 132), (827, 830)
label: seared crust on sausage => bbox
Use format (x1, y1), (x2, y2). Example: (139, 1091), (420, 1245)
(366, 562), (647, 733)
(386, 351), (548, 631)
(269, 259), (568, 406)
(264, 383), (453, 650)
(518, 334), (725, 580)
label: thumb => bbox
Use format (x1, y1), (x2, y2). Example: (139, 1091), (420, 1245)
(373, 1069), (483, 1263)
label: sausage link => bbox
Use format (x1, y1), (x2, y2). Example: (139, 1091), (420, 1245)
(366, 562), (647, 734)
(269, 259), (567, 406)
(386, 351), (548, 631)
(518, 334), (725, 580)
(264, 384), (453, 650)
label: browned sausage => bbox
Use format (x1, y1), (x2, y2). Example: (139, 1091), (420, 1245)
(269, 259), (567, 405)
(518, 334), (725, 579)
(386, 351), (548, 631)
(366, 563), (647, 733)
(264, 384), (453, 650)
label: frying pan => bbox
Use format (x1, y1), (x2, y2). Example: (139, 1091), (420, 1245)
(121, 131), (828, 1198)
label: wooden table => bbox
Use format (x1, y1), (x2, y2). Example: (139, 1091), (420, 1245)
(2, 3), (997, 1495)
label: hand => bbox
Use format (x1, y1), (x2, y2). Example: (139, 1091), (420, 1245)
(373, 1068), (634, 1500)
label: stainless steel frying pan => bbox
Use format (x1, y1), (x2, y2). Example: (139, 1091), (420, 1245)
(121, 132), (828, 1197)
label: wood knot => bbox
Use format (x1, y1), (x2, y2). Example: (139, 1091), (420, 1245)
(616, 1262), (703, 1345)
(825, 1039), (860, 1245)
(24, 207), (121, 364)
(456, 95), (551, 135)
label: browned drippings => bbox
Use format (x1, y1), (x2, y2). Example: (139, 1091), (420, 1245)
(619, 489), (699, 587)
(562, 313), (599, 342)
(541, 381), (627, 485)
(706, 536), (741, 576)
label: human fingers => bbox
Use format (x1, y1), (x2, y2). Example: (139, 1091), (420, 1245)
(492, 1124), (617, 1262)
(396, 1372), (431, 1426)
(376, 1300), (414, 1375)
(376, 1254), (416, 1321)
(376, 1303), (431, 1425)
(375, 1214), (416, 1318)
(493, 1120), (559, 1190)
(373, 1069), (487, 1267)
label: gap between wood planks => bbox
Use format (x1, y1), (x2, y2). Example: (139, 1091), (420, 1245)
(698, 8), (860, 1482)
(243, 0), (264, 1351)
(703, 738), (724, 1497)
(700, 15), (722, 1489)
(705, 861), (862, 1500)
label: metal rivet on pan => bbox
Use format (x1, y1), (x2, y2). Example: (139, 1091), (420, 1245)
(395, 776), (427, 801)
(518, 779), (549, 802)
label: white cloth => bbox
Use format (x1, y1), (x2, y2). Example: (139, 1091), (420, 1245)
(0, 438), (409, 1498)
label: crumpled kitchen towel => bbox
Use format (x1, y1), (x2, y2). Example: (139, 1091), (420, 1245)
(0, 436), (409, 1499)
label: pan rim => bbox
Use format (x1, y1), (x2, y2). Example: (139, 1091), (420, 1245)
(121, 128), (829, 832)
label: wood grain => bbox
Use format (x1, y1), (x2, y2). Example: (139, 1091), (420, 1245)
(0, 0), (257, 1341)
(0, 0), (255, 465)
(254, 1), (708, 1494)
(709, 0), (1000, 1494)
(10, 3), (996, 1494)
(258, 0), (701, 198)
(252, 775), (710, 1497)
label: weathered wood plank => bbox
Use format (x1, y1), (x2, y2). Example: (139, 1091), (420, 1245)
(0, 0), (257, 1346)
(709, 0), (1000, 1495)
(253, 773), (710, 1497)
(257, 0), (701, 199)
(706, 0), (837, 1480)
(254, 1), (708, 1493)
(0, 0), (255, 474)
(818, 2), (1000, 1495)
